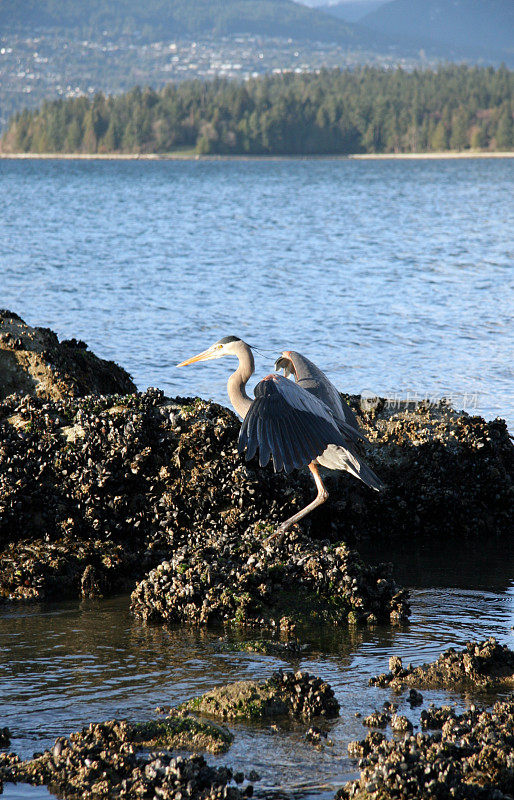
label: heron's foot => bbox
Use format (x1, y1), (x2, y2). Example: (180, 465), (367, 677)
(262, 522), (289, 547)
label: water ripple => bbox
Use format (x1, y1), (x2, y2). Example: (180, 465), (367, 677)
(0, 158), (512, 427)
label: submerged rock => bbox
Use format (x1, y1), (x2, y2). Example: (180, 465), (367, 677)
(369, 638), (514, 691)
(1, 719), (247, 800)
(0, 727), (10, 747)
(221, 637), (310, 656)
(0, 310), (135, 401)
(339, 697), (514, 800)
(180, 670), (340, 721)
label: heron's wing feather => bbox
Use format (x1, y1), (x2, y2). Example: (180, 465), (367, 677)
(238, 374), (346, 474)
(283, 351), (365, 441)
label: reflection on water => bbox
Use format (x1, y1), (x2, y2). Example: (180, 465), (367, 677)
(1, 545), (513, 799)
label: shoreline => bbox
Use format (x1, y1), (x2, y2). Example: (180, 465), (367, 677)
(0, 150), (513, 161)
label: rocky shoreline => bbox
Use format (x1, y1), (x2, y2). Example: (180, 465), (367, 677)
(370, 638), (514, 693)
(341, 696), (514, 800)
(1, 311), (513, 799)
(1, 312), (512, 614)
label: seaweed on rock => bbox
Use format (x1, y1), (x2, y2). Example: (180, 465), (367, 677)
(130, 531), (409, 627)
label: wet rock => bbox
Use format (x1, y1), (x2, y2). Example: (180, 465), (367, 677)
(420, 705), (457, 730)
(0, 727), (10, 747)
(133, 711), (233, 754)
(0, 310), (135, 401)
(408, 688), (423, 707)
(131, 532), (409, 628)
(390, 714), (413, 733)
(222, 637), (310, 656)
(370, 638), (514, 691)
(181, 670), (339, 721)
(80, 564), (102, 599)
(306, 726), (332, 746)
(363, 711), (390, 728)
(340, 697), (514, 800)
(2, 719), (247, 799)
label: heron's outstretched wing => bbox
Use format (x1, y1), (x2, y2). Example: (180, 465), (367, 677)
(276, 351), (363, 441)
(238, 374), (348, 474)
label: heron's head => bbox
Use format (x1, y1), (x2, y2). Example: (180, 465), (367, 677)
(176, 336), (245, 367)
(274, 351), (295, 378)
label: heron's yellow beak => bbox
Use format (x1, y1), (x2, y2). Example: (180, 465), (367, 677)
(176, 347), (219, 367)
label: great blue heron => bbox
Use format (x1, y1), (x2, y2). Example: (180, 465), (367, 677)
(177, 336), (383, 541)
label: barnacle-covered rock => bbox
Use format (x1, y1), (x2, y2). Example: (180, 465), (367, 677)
(0, 316), (512, 605)
(339, 697), (514, 800)
(130, 533), (410, 627)
(2, 719), (248, 799)
(363, 711), (390, 728)
(369, 638), (514, 691)
(181, 670), (339, 721)
(344, 393), (513, 540)
(0, 310), (135, 400)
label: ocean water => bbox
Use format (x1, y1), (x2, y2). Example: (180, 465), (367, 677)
(1, 157), (513, 427)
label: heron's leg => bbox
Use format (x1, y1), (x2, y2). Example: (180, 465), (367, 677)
(263, 462), (328, 546)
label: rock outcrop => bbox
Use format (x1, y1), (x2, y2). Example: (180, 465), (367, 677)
(369, 638), (514, 692)
(341, 697), (514, 800)
(0, 310), (135, 400)
(0, 316), (512, 614)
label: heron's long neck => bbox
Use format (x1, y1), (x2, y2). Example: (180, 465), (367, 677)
(227, 342), (254, 419)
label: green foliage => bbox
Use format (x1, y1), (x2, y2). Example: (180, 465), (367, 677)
(0, 0), (363, 45)
(2, 65), (513, 155)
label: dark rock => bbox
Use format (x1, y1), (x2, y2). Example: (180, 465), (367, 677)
(363, 711), (390, 728)
(390, 714), (413, 733)
(408, 688), (423, 706)
(340, 697), (514, 800)
(131, 532), (409, 628)
(370, 638), (514, 691)
(0, 311), (135, 400)
(1, 719), (245, 799)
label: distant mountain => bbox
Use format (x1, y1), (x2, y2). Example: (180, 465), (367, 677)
(0, 0), (376, 46)
(361, 0), (514, 62)
(317, 1), (386, 24)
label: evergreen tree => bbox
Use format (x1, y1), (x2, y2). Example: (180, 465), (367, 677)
(496, 110), (513, 149)
(2, 65), (513, 157)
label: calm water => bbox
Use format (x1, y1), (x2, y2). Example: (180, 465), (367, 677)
(1, 158), (513, 426)
(0, 158), (513, 798)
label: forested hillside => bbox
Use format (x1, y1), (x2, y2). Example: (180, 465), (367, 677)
(2, 65), (513, 155)
(0, 0), (368, 45)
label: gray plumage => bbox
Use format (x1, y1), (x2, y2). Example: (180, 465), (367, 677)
(275, 350), (383, 491)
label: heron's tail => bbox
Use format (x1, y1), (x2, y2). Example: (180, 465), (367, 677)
(317, 443), (384, 491)
(350, 459), (384, 492)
